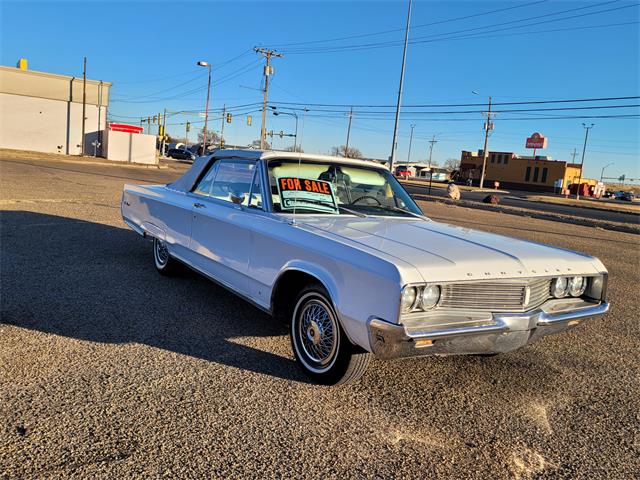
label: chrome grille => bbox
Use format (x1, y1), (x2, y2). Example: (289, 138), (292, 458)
(439, 278), (551, 312)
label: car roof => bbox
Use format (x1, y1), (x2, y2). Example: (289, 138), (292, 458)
(209, 149), (389, 170)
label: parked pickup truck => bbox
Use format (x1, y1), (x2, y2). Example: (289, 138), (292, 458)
(121, 149), (609, 384)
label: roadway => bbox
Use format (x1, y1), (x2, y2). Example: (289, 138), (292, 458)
(402, 181), (640, 225)
(1, 154), (639, 478)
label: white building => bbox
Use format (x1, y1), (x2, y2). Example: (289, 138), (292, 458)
(0, 64), (111, 156)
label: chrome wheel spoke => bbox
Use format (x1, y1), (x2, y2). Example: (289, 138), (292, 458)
(297, 298), (338, 366)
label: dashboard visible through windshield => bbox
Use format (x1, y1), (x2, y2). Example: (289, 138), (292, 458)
(267, 159), (423, 216)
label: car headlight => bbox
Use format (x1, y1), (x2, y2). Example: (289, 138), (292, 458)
(551, 277), (568, 298)
(568, 276), (586, 297)
(400, 286), (417, 313)
(420, 285), (441, 310)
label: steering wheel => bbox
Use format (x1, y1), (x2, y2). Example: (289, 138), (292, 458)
(351, 195), (382, 206)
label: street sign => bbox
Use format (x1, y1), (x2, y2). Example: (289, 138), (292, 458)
(526, 132), (548, 149)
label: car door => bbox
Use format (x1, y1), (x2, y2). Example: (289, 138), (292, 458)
(187, 158), (259, 296)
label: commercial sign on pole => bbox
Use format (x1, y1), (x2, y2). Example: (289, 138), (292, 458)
(525, 132), (548, 149)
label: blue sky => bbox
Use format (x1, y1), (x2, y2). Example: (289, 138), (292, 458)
(1, 0), (639, 180)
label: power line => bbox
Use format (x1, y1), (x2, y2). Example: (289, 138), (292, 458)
(281, 3), (637, 54)
(270, 0), (549, 48)
(266, 95), (640, 109)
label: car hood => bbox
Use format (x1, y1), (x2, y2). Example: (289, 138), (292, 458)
(297, 216), (604, 283)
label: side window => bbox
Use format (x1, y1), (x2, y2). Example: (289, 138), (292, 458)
(541, 167), (548, 183)
(504, 156), (509, 165)
(525, 166), (531, 182)
(210, 160), (256, 205)
(533, 166), (540, 182)
(193, 160), (219, 196)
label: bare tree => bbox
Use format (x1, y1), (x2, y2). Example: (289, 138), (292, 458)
(284, 145), (304, 153)
(251, 139), (271, 149)
(197, 128), (220, 146)
(331, 145), (362, 158)
(443, 158), (460, 171)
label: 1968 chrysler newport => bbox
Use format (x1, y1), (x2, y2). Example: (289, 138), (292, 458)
(121, 150), (609, 384)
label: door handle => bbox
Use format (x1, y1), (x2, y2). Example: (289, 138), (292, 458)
(193, 202), (206, 209)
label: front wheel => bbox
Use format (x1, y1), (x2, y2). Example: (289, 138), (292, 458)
(290, 285), (372, 385)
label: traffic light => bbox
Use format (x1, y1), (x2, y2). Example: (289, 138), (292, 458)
(279, 130), (284, 138)
(159, 125), (164, 136)
(226, 113), (232, 123)
(247, 115), (252, 126)
(153, 115), (157, 124)
(186, 122), (191, 132)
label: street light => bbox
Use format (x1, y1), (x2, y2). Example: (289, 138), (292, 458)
(600, 162), (614, 182)
(575, 123), (595, 200)
(407, 124), (416, 164)
(197, 60), (212, 155)
(271, 107), (299, 151)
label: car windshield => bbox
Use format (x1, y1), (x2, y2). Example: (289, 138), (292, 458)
(267, 159), (423, 216)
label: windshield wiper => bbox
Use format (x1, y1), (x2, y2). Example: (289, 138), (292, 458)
(338, 205), (367, 217)
(285, 198), (367, 217)
(363, 204), (427, 219)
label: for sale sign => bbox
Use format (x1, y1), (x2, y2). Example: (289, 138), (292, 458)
(276, 177), (339, 214)
(525, 132), (548, 149)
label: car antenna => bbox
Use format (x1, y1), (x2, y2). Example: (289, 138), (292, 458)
(292, 108), (308, 224)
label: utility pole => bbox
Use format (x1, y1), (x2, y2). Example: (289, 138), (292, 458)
(570, 148), (578, 163)
(345, 107), (354, 157)
(220, 104), (226, 148)
(81, 56), (87, 156)
(255, 47), (283, 149)
(575, 123), (594, 200)
(407, 124), (416, 164)
(160, 108), (167, 156)
(479, 96), (495, 189)
(388, 0), (412, 174)
(428, 135), (438, 195)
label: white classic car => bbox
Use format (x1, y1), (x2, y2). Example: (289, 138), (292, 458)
(121, 149), (609, 384)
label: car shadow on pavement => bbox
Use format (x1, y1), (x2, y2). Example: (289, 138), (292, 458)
(1, 210), (311, 384)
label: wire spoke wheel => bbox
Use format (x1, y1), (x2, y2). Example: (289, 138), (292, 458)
(298, 300), (338, 366)
(292, 291), (341, 374)
(154, 238), (169, 266)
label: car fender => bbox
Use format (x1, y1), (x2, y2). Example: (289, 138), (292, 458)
(272, 261), (367, 346)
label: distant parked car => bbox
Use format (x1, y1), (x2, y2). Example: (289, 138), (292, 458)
(619, 191), (635, 202)
(166, 148), (196, 161)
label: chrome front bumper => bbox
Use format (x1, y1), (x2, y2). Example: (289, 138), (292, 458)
(368, 299), (610, 360)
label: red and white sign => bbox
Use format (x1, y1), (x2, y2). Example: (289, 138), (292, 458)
(525, 132), (548, 149)
(109, 123), (144, 134)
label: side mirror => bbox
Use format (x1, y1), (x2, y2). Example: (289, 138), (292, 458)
(230, 192), (245, 205)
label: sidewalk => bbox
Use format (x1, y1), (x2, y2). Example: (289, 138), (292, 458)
(400, 179), (509, 193)
(510, 194), (640, 215)
(412, 192), (640, 236)
(0, 148), (169, 170)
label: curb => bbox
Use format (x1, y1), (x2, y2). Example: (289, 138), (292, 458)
(505, 196), (640, 217)
(413, 194), (640, 236)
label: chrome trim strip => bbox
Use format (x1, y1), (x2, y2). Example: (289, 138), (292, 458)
(537, 301), (609, 325)
(123, 217), (146, 237)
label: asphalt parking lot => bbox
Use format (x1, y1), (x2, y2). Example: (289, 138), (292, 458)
(1, 154), (639, 479)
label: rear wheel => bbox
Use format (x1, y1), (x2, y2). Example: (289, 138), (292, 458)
(290, 285), (371, 385)
(153, 237), (180, 275)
